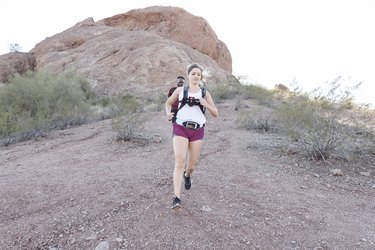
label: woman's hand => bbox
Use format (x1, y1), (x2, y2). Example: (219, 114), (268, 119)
(167, 112), (175, 121)
(199, 97), (209, 108)
(200, 92), (218, 118)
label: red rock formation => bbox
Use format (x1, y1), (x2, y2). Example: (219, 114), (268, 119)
(99, 6), (232, 72)
(0, 7), (232, 96)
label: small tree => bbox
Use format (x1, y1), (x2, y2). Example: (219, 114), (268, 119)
(8, 43), (22, 52)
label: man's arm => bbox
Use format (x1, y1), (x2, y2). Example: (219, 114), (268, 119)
(167, 87), (176, 97)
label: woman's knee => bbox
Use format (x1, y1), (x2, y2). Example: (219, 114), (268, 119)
(174, 158), (185, 169)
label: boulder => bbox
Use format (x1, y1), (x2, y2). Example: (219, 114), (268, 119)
(0, 52), (36, 83)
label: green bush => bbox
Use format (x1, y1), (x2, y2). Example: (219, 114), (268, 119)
(144, 91), (166, 112)
(275, 79), (375, 164)
(107, 93), (150, 145)
(240, 84), (275, 107)
(209, 83), (233, 103)
(98, 94), (141, 119)
(0, 70), (94, 143)
(276, 99), (347, 160)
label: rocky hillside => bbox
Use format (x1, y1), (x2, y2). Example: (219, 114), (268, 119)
(0, 6), (232, 96)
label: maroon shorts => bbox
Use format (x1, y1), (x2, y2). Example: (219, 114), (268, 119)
(173, 123), (204, 142)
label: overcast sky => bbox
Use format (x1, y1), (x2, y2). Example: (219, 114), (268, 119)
(1, 0), (374, 106)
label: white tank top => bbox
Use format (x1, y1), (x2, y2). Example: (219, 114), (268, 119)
(176, 88), (206, 126)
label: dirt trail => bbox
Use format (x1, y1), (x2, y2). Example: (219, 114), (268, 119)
(0, 101), (374, 249)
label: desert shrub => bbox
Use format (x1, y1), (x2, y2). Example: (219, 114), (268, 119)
(240, 84), (275, 107)
(111, 114), (150, 145)
(226, 75), (243, 96)
(68, 72), (97, 102)
(277, 100), (349, 160)
(234, 96), (243, 111)
(338, 110), (375, 164)
(111, 95), (140, 115)
(107, 94), (150, 145)
(144, 91), (166, 112)
(206, 76), (242, 103)
(338, 97), (355, 110)
(277, 78), (375, 164)
(236, 108), (276, 132)
(310, 76), (362, 110)
(348, 128), (375, 160)
(98, 94), (141, 119)
(209, 83), (234, 103)
(0, 70), (93, 144)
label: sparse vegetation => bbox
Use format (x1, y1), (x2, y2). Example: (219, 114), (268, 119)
(209, 83), (234, 103)
(99, 94), (141, 119)
(111, 114), (150, 145)
(0, 70), (94, 145)
(1, 70), (373, 166)
(208, 76), (242, 103)
(99, 93), (151, 145)
(91, 91), (151, 145)
(277, 99), (348, 160)
(240, 84), (274, 107)
(310, 76), (362, 110)
(143, 91), (166, 112)
(230, 74), (374, 166)
(8, 43), (22, 52)
(275, 78), (373, 163)
(0, 69), (153, 146)
(236, 108), (276, 132)
(210, 79), (275, 108)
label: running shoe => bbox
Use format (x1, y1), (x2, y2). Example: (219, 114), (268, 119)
(184, 171), (191, 190)
(172, 196), (181, 209)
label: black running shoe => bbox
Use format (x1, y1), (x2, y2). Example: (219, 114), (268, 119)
(184, 171), (191, 190)
(172, 196), (181, 209)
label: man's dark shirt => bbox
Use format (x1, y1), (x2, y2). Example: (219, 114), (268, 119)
(168, 87), (179, 113)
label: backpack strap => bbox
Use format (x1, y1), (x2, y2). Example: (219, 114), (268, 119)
(201, 86), (206, 98)
(177, 85), (189, 110)
(170, 85), (188, 123)
(200, 86), (206, 114)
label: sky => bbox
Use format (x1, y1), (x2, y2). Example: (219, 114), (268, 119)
(1, 0), (374, 106)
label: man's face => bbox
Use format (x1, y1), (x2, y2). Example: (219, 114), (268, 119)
(177, 78), (184, 87)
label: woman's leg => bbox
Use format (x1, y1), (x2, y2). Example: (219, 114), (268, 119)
(185, 139), (203, 177)
(173, 135), (189, 198)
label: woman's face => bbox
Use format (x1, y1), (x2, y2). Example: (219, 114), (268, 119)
(188, 68), (202, 84)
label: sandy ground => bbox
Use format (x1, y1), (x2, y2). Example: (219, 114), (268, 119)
(0, 100), (374, 250)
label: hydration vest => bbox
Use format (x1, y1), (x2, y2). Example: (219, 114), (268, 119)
(171, 85), (206, 123)
(178, 85), (206, 114)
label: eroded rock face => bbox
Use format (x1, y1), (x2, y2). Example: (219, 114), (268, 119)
(0, 52), (36, 83)
(1, 6), (233, 96)
(99, 6), (232, 72)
